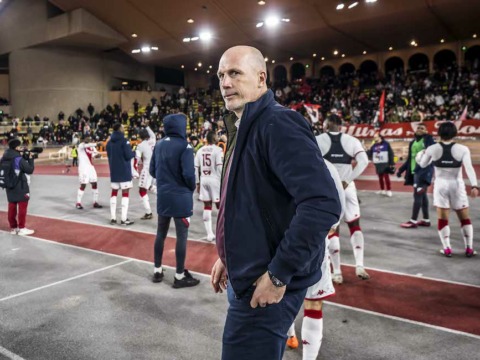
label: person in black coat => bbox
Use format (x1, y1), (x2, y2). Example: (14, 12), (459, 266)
(1, 138), (35, 235)
(397, 123), (435, 228)
(367, 133), (395, 196)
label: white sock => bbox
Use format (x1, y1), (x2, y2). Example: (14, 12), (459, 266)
(461, 221), (473, 248)
(302, 313), (324, 360)
(175, 272), (185, 280)
(328, 236), (341, 274)
(142, 194), (151, 214)
(287, 323), (296, 337)
(121, 197), (129, 222)
(203, 209), (214, 237)
(350, 230), (365, 267)
(77, 189), (84, 204)
(438, 224), (451, 249)
(93, 188), (99, 203)
(154, 267), (163, 274)
(110, 196), (117, 220)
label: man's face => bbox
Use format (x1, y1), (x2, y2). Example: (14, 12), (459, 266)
(217, 50), (265, 115)
(416, 124), (427, 136)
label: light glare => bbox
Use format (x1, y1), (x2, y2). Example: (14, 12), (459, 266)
(348, 2), (359, 9)
(336, 3), (345, 10)
(265, 16), (280, 27)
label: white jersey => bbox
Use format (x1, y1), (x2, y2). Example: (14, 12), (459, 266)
(135, 127), (156, 170)
(316, 132), (368, 183)
(194, 144), (223, 183)
(77, 142), (98, 184)
(416, 142), (478, 186)
(305, 160), (345, 300)
(77, 142), (98, 172)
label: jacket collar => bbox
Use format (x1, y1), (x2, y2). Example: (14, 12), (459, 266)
(224, 89), (275, 135)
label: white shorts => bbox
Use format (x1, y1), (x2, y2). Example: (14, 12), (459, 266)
(111, 181), (133, 190)
(199, 177), (220, 203)
(433, 179), (469, 210)
(305, 241), (335, 301)
(344, 182), (360, 223)
(138, 169), (154, 190)
(79, 166), (98, 184)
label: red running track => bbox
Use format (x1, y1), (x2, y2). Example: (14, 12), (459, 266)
(1, 211), (479, 336)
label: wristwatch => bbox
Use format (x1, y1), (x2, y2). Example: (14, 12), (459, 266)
(268, 271), (286, 287)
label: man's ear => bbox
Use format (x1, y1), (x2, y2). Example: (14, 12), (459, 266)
(258, 71), (267, 88)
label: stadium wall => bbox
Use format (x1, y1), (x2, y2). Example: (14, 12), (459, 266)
(9, 47), (154, 120)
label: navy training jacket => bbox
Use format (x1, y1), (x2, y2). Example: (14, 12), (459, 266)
(106, 131), (135, 183)
(149, 114), (195, 218)
(222, 90), (342, 297)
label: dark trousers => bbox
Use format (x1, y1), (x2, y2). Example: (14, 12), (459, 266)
(153, 215), (189, 274)
(72, 158), (78, 166)
(222, 283), (306, 360)
(412, 185), (429, 220)
(8, 201), (28, 229)
(378, 173), (391, 190)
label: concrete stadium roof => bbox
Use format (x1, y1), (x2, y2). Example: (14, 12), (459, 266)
(49, 0), (480, 69)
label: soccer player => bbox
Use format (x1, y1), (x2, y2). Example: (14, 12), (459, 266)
(416, 121), (478, 257)
(286, 160), (345, 359)
(194, 131), (223, 241)
(316, 114), (370, 284)
(135, 125), (157, 220)
(75, 136), (102, 210)
(106, 123), (135, 225)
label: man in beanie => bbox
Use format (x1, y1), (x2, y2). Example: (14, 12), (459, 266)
(149, 113), (199, 288)
(1, 138), (35, 235)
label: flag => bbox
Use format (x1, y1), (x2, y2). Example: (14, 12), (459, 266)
(459, 105), (468, 121)
(378, 90), (386, 123)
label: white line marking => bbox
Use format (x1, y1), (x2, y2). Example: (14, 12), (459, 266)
(324, 301), (480, 341)
(2, 232), (480, 339)
(0, 345), (26, 360)
(341, 263), (480, 289)
(0, 259), (132, 303)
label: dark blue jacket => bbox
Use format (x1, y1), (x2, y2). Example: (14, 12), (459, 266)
(398, 134), (435, 186)
(149, 114), (195, 218)
(222, 90), (342, 296)
(106, 131), (135, 183)
(1, 149), (34, 203)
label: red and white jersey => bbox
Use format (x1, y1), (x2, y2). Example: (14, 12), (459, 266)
(416, 142), (478, 186)
(78, 142), (98, 171)
(194, 144), (223, 183)
(135, 127), (156, 170)
(316, 132), (368, 183)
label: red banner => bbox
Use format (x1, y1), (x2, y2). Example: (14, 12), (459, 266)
(342, 120), (480, 139)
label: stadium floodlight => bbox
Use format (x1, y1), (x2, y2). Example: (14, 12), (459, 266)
(131, 49), (140, 54)
(336, 3), (345, 10)
(183, 38), (191, 42)
(141, 46), (151, 53)
(348, 2), (359, 9)
(265, 16), (280, 27)
(256, 22), (264, 28)
(199, 31), (212, 41)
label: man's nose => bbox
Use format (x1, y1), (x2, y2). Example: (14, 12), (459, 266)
(222, 76), (232, 88)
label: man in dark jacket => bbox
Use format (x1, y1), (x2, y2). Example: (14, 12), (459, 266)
(210, 46), (341, 359)
(149, 113), (199, 288)
(397, 123), (435, 228)
(106, 123), (135, 225)
(2, 138), (35, 235)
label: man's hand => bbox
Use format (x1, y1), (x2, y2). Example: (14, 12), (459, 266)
(471, 187), (479, 199)
(250, 272), (286, 308)
(396, 171), (402, 178)
(342, 181), (349, 189)
(211, 258), (228, 293)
